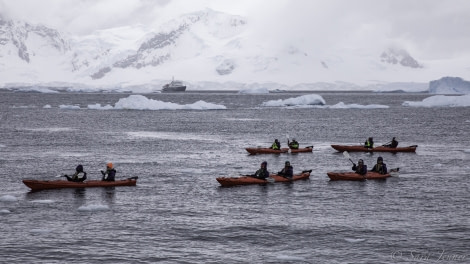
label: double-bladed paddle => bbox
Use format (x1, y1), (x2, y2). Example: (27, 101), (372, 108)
(343, 151), (355, 165)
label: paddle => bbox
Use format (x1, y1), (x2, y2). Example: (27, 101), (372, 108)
(343, 151), (355, 165)
(344, 151), (367, 178)
(286, 134), (292, 153)
(381, 141), (391, 147)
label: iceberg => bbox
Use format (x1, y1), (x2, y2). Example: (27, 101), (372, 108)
(262, 94), (325, 107)
(429, 77), (470, 94)
(90, 95), (227, 110)
(403, 94), (470, 107)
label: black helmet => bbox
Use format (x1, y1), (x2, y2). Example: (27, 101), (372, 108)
(358, 159), (364, 164)
(377, 156), (383, 161)
(76, 164), (83, 172)
(261, 161), (267, 166)
(285, 161), (290, 166)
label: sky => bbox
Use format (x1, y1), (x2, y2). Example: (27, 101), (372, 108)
(2, 0), (470, 61)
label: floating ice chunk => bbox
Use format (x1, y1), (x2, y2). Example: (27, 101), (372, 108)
(81, 95), (226, 110)
(0, 195), (18, 202)
(262, 94), (325, 107)
(276, 255), (306, 261)
(77, 204), (110, 212)
(403, 94), (470, 107)
(345, 237), (366, 243)
(329, 102), (389, 109)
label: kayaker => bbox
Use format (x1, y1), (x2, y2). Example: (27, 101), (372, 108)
(64, 164), (87, 182)
(277, 161), (293, 179)
(270, 139), (281, 150)
(251, 161), (269, 179)
(101, 162), (116, 181)
(288, 138), (299, 149)
(383, 137), (398, 148)
(370, 156), (388, 174)
(364, 137), (374, 148)
(352, 159), (367, 175)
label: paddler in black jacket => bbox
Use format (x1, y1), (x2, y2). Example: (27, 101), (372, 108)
(64, 164), (87, 182)
(101, 162), (116, 181)
(352, 159), (367, 175)
(277, 161), (293, 179)
(252, 161), (269, 179)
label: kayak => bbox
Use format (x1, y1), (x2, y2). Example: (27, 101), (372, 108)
(245, 146), (313, 155)
(245, 148), (288, 154)
(270, 171), (311, 182)
(22, 177), (138, 191)
(216, 171), (311, 187)
(288, 146), (313, 153)
(327, 171), (391, 181)
(331, 144), (417, 153)
(216, 176), (268, 187)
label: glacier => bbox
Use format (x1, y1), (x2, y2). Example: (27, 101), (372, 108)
(1, 9), (469, 93)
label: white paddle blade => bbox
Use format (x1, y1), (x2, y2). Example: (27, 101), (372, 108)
(343, 151), (350, 159)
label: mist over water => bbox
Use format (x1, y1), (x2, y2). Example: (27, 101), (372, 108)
(1, 91), (469, 263)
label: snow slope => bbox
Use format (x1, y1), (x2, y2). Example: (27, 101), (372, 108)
(0, 9), (469, 92)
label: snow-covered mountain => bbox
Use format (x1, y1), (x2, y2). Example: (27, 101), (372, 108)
(0, 9), (468, 91)
(380, 48), (422, 69)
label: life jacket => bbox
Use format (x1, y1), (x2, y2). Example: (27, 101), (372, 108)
(271, 142), (280, 150)
(74, 171), (87, 181)
(254, 168), (269, 179)
(289, 141), (299, 149)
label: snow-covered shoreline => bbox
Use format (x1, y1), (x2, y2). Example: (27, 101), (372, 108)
(1, 76), (469, 95)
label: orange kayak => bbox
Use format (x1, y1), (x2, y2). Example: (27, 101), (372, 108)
(245, 148), (288, 154)
(270, 171), (311, 182)
(23, 177), (138, 191)
(327, 171), (391, 181)
(331, 144), (417, 153)
(289, 146), (313, 153)
(245, 147), (313, 155)
(216, 171), (311, 187)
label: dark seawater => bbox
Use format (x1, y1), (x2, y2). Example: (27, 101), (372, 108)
(0, 91), (469, 263)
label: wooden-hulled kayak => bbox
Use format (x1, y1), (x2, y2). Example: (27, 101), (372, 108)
(269, 171), (311, 182)
(216, 176), (268, 187)
(23, 177), (138, 191)
(245, 148), (288, 155)
(331, 144), (417, 153)
(245, 146), (313, 155)
(288, 146), (313, 153)
(216, 171), (311, 187)
(327, 172), (391, 181)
